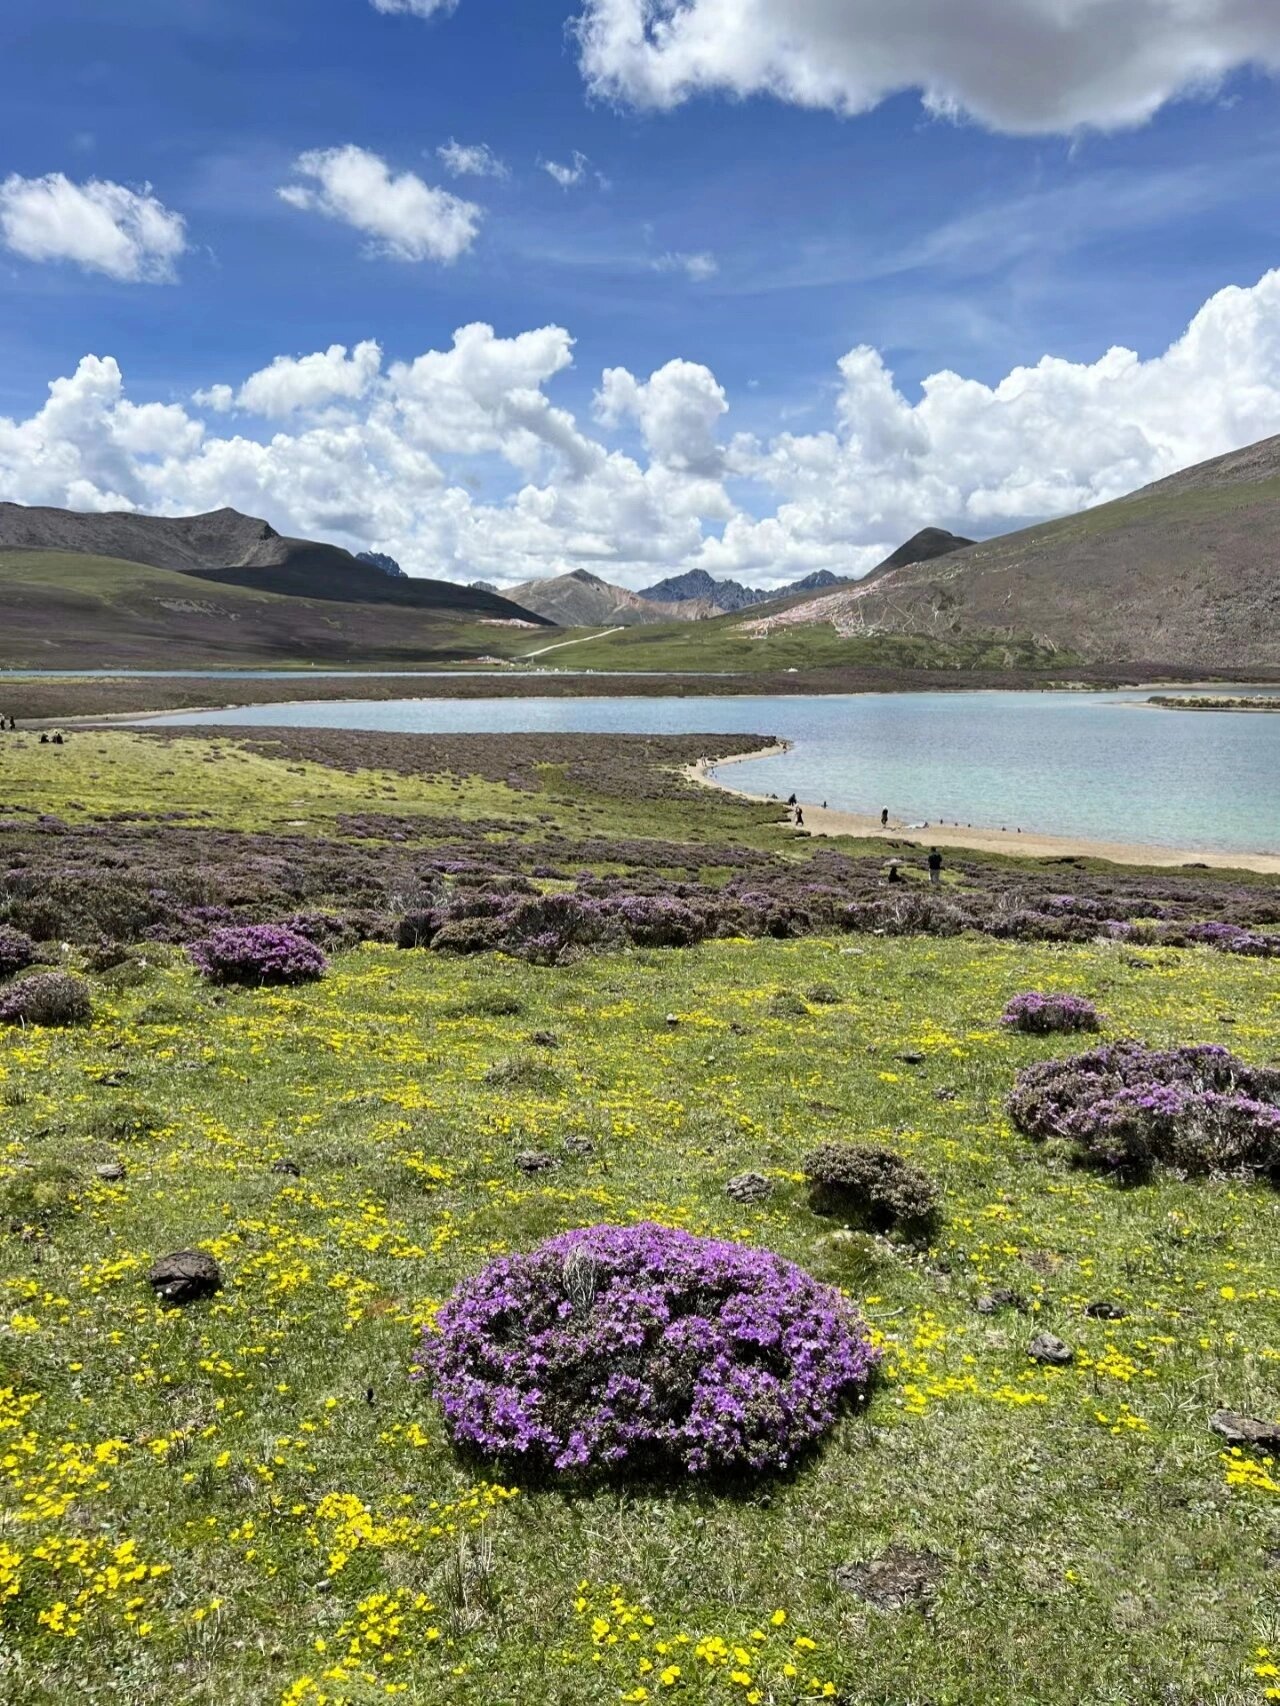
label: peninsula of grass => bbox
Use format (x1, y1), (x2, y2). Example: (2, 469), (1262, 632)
(0, 728), (1277, 1706)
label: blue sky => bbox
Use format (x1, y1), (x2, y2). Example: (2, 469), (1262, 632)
(3, 0), (1280, 586)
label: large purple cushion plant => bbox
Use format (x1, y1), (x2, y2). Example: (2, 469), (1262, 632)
(187, 922), (328, 987)
(420, 1222), (879, 1478)
(1008, 1042), (1280, 1179)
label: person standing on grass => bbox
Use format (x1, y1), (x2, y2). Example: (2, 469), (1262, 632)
(928, 847), (943, 885)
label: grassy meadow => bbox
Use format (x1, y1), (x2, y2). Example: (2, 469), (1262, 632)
(0, 731), (1277, 1705)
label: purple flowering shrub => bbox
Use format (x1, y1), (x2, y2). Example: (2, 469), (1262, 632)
(0, 970), (92, 1027)
(1000, 992), (1102, 1035)
(1008, 1042), (1280, 1180)
(0, 926), (37, 979)
(187, 923), (328, 987)
(420, 1222), (879, 1478)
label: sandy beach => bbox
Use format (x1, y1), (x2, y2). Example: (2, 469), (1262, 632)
(686, 745), (1280, 876)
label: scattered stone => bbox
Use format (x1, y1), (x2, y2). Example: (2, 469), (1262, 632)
(530, 1030), (561, 1049)
(896, 1050), (926, 1065)
(1028, 1332), (1073, 1365)
(562, 1136), (595, 1158)
(148, 1249), (222, 1305)
(1085, 1300), (1128, 1320)
(1209, 1410), (1280, 1449)
(729, 1022), (750, 1036)
(95, 1162), (126, 1182)
(975, 1287), (1029, 1315)
(271, 1158), (301, 1177)
(665, 1013), (680, 1027)
(514, 1150), (557, 1175)
(835, 1546), (945, 1611)
(725, 1171), (772, 1206)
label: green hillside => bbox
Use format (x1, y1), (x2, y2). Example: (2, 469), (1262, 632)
(0, 551), (540, 669)
(524, 609), (1075, 673)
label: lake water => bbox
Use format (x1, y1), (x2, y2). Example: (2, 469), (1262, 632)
(134, 689), (1279, 856)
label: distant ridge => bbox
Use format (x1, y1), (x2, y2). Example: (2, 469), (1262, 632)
(0, 502), (549, 625)
(638, 565), (852, 613)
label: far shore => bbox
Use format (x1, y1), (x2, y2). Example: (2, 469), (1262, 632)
(685, 745), (1280, 876)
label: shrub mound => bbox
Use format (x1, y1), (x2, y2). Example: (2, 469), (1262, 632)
(1008, 1042), (1280, 1179)
(1000, 992), (1102, 1034)
(0, 971), (92, 1027)
(803, 1142), (941, 1237)
(187, 923), (328, 987)
(421, 1222), (879, 1477)
(0, 926), (38, 980)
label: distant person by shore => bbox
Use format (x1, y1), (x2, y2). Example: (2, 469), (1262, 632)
(794, 807), (804, 827)
(880, 807), (889, 828)
(928, 847), (943, 885)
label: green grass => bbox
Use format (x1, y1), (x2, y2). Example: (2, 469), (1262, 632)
(1, 933), (1278, 1705)
(525, 615), (1072, 674)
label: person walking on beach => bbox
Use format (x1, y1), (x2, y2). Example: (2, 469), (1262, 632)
(794, 807), (804, 827)
(880, 808), (889, 828)
(928, 847), (943, 885)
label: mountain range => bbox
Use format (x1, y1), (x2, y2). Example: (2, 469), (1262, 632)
(1, 431), (1277, 670)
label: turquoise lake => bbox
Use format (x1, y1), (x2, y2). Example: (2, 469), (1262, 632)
(134, 689), (1279, 856)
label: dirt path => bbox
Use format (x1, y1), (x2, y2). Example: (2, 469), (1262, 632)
(519, 627), (624, 659)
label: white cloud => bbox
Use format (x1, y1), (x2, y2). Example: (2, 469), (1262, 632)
(370, 0), (456, 16)
(652, 249), (717, 282)
(575, 0), (1280, 135)
(192, 384), (234, 413)
(0, 172), (187, 282)
(236, 341), (383, 417)
(4, 271), (1280, 589)
(543, 151), (591, 188)
(436, 139), (509, 179)
(596, 359), (727, 475)
(279, 145), (481, 262)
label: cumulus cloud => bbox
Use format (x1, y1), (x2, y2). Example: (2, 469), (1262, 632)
(436, 139), (509, 179)
(279, 145), (481, 262)
(542, 151), (591, 188)
(0, 172), (187, 282)
(235, 341), (383, 418)
(4, 271), (1280, 588)
(652, 249), (717, 281)
(575, 0), (1280, 135)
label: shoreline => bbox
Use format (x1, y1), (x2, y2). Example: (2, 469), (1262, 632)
(685, 744), (1280, 876)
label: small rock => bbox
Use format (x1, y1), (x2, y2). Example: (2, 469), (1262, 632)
(1028, 1332), (1073, 1366)
(975, 1287), (1029, 1315)
(271, 1158), (301, 1177)
(1217, 1014), (1238, 1025)
(896, 1050), (926, 1065)
(1209, 1409), (1280, 1449)
(1085, 1300), (1128, 1320)
(934, 1086), (958, 1102)
(729, 1022), (751, 1036)
(665, 1013), (680, 1027)
(562, 1136), (595, 1158)
(148, 1249), (222, 1305)
(95, 1162), (126, 1181)
(725, 1171), (772, 1205)
(514, 1150), (557, 1175)
(835, 1546), (945, 1611)
(530, 1030), (561, 1049)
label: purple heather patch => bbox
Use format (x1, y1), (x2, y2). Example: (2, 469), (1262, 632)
(187, 923), (328, 987)
(419, 1222), (879, 1478)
